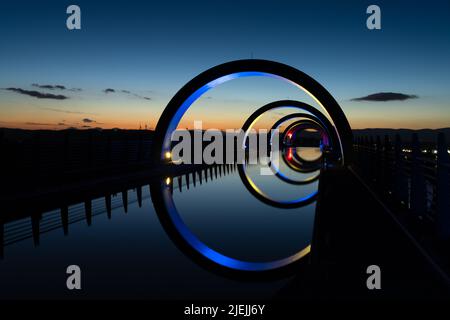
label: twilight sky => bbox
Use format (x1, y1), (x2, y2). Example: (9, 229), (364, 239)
(0, 0), (449, 130)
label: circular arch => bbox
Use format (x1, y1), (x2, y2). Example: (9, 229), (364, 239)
(282, 119), (328, 148)
(151, 59), (353, 167)
(150, 59), (352, 273)
(242, 100), (341, 163)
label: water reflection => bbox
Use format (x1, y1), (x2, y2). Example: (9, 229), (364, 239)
(1, 164), (301, 299)
(0, 151), (322, 298)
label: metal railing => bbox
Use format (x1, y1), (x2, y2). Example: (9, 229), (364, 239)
(353, 132), (450, 240)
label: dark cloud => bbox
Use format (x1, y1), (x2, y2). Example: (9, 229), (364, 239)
(351, 92), (418, 102)
(137, 94), (151, 101)
(82, 118), (95, 123)
(104, 88), (151, 100)
(82, 125), (91, 128)
(40, 107), (95, 115)
(5, 87), (68, 100)
(32, 83), (66, 90)
(25, 122), (53, 126)
(57, 122), (66, 126)
(70, 88), (83, 92)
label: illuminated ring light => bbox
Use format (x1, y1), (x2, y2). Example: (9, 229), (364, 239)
(239, 101), (336, 195)
(269, 112), (332, 180)
(245, 100), (341, 162)
(265, 108), (335, 184)
(255, 116), (323, 185)
(281, 119), (328, 173)
(239, 115), (320, 207)
(151, 59), (352, 272)
(282, 119), (329, 152)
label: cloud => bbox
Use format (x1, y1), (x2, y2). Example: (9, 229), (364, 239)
(39, 107), (96, 115)
(5, 87), (68, 100)
(32, 83), (66, 90)
(82, 118), (95, 123)
(103, 88), (151, 100)
(351, 92), (418, 102)
(136, 94), (151, 101)
(25, 122), (53, 126)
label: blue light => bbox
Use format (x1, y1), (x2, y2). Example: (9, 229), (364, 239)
(162, 184), (309, 271)
(160, 71), (312, 270)
(162, 71), (283, 156)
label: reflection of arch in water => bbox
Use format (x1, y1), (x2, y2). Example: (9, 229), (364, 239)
(236, 161), (318, 209)
(149, 179), (311, 275)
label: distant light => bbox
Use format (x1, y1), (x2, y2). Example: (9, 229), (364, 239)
(165, 151), (171, 160)
(432, 150), (438, 155)
(165, 177), (171, 185)
(287, 132), (293, 139)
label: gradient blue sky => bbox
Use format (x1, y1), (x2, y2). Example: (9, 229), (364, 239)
(1, 0), (449, 130)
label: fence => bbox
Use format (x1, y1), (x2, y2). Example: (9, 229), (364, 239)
(0, 163), (234, 259)
(0, 129), (154, 193)
(353, 132), (450, 240)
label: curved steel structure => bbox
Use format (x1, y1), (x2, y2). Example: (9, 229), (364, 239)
(152, 59), (353, 167)
(150, 59), (352, 273)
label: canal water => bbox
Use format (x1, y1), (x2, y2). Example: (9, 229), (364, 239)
(0, 151), (319, 299)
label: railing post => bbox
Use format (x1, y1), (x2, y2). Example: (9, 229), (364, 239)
(375, 136), (382, 186)
(138, 131), (144, 162)
(137, 186), (142, 207)
(122, 190), (128, 213)
(85, 200), (92, 226)
(436, 133), (450, 240)
(410, 133), (427, 216)
(198, 169), (203, 185)
(33, 132), (41, 178)
(105, 194), (112, 219)
(383, 135), (392, 193)
(186, 173), (190, 190)
(356, 136), (363, 166)
(193, 171), (197, 187)
(31, 213), (41, 246)
(369, 136), (375, 182)
(63, 130), (70, 177)
(88, 130), (93, 168)
(394, 134), (408, 205)
(106, 131), (112, 166)
(178, 176), (183, 192)
(60, 206), (69, 235)
(0, 218), (4, 259)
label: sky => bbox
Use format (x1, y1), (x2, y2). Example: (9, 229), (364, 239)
(0, 0), (449, 130)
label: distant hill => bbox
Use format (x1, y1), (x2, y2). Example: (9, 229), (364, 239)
(352, 128), (450, 145)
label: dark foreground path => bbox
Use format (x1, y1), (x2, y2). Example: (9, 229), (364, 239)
(277, 166), (450, 300)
